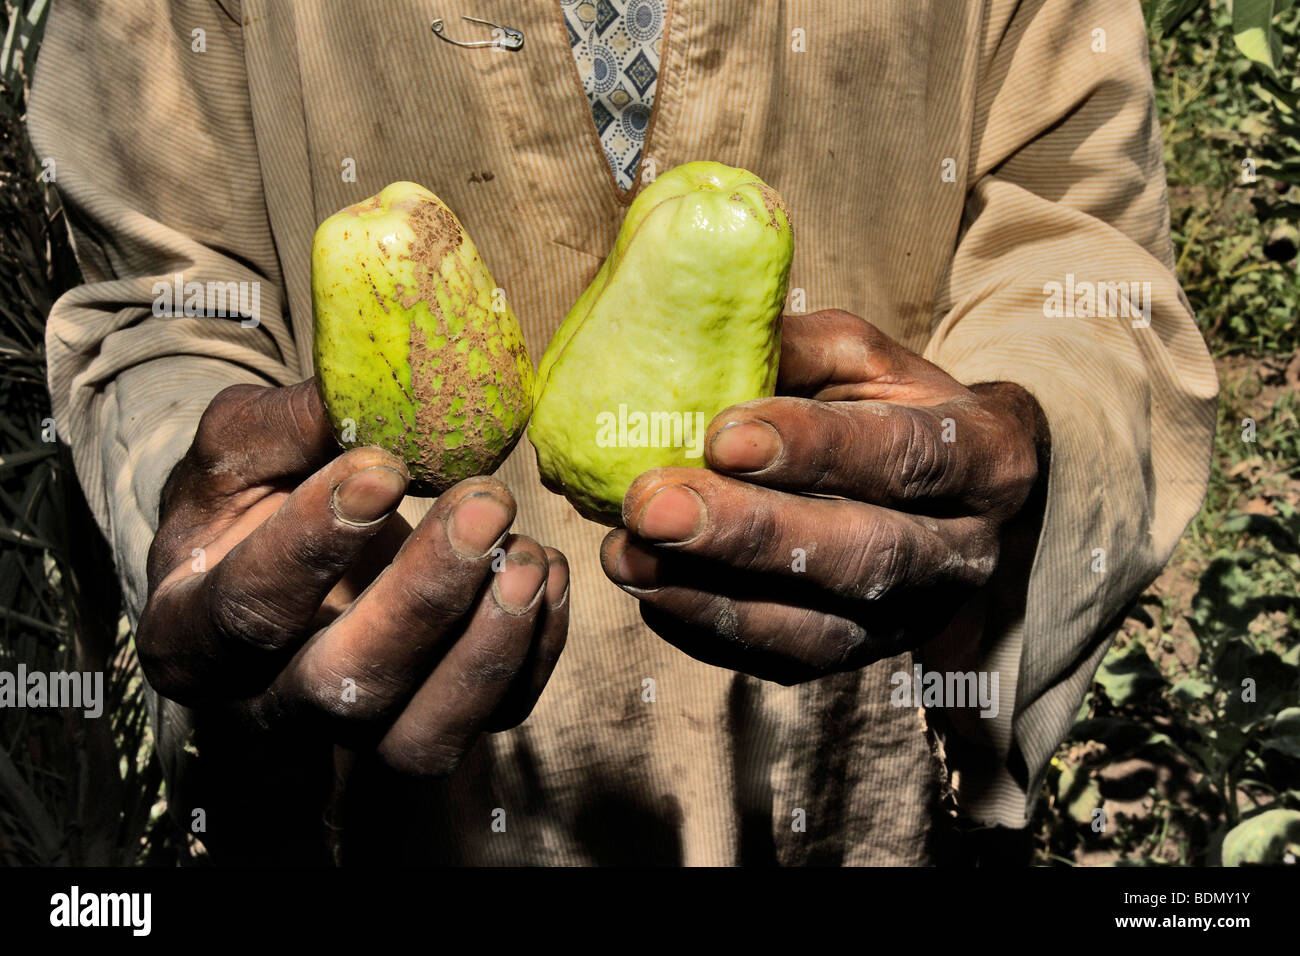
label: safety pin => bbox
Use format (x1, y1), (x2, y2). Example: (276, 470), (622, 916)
(431, 15), (524, 51)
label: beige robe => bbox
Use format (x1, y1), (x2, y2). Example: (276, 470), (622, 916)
(28, 0), (1217, 864)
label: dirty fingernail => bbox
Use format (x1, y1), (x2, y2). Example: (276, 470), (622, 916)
(493, 553), (548, 614)
(709, 420), (782, 472)
(635, 485), (706, 543)
(448, 492), (512, 558)
(332, 466), (408, 525)
(546, 555), (570, 610)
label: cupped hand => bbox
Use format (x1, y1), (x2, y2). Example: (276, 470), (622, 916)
(137, 380), (569, 775)
(601, 309), (1048, 684)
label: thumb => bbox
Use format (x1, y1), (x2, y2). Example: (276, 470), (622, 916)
(194, 378), (338, 481)
(165, 379), (340, 510)
(777, 309), (962, 405)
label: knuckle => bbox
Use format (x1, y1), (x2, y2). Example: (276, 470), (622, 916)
(135, 596), (204, 702)
(458, 641), (527, 688)
(783, 606), (840, 670)
(732, 500), (783, 572)
(845, 515), (906, 601)
(208, 588), (299, 651)
(134, 618), (177, 696)
(959, 531), (1000, 588)
(300, 654), (405, 723)
(287, 527), (353, 581)
(192, 384), (260, 464)
(400, 570), (480, 623)
(799, 404), (855, 492)
(792, 605), (869, 673)
(891, 412), (945, 500)
(1003, 441), (1040, 508)
(455, 618), (533, 686)
(826, 616), (871, 670)
(697, 592), (742, 644)
(284, 381), (324, 440)
(144, 524), (186, 591)
(925, 521), (998, 590)
(379, 729), (468, 778)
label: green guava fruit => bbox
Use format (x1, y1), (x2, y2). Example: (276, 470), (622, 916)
(528, 161), (793, 525)
(312, 181), (534, 496)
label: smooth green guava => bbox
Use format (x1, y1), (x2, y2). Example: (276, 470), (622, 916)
(528, 161), (793, 525)
(312, 181), (534, 496)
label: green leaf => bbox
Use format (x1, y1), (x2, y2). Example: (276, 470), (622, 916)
(1095, 642), (1167, 706)
(1233, 0), (1282, 72)
(1262, 737), (1300, 759)
(1144, 0), (1208, 36)
(1220, 511), (1300, 553)
(1274, 708), (1300, 733)
(1221, 808), (1300, 865)
(1172, 677), (1214, 704)
(1262, 707), (1300, 759)
(1055, 763), (1103, 825)
(1073, 692), (1094, 725)
(1218, 641), (1299, 729)
(1070, 718), (1184, 761)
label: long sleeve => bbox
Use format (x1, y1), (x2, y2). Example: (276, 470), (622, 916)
(924, 0), (1219, 825)
(27, 0), (298, 626)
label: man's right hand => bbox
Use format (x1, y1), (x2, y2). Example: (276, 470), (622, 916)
(136, 380), (568, 777)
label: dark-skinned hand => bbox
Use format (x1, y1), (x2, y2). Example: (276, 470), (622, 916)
(136, 379), (569, 777)
(601, 309), (1049, 685)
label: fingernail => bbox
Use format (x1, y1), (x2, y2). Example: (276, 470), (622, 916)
(635, 485), (706, 543)
(612, 541), (660, 589)
(331, 466), (407, 525)
(448, 491), (512, 558)
(546, 556), (570, 610)
(709, 419), (782, 472)
(493, 553), (547, 614)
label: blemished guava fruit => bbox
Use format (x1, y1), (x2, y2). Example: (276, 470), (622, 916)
(528, 161), (793, 525)
(312, 181), (534, 496)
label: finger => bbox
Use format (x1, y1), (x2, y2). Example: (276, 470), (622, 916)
(618, 470), (995, 602)
(481, 547), (571, 732)
(375, 536), (550, 776)
(599, 533), (882, 680)
(268, 477), (521, 730)
(776, 310), (954, 403)
(137, 446), (410, 704)
(165, 379), (340, 509)
(704, 396), (984, 508)
(637, 604), (861, 685)
(318, 512), (415, 621)
(603, 534), (949, 682)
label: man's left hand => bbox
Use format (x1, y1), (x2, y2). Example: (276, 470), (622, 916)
(601, 309), (1049, 684)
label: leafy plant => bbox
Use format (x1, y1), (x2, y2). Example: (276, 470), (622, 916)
(1150, 0), (1300, 356)
(1039, 510), (1300, 865)
(1036, 1), (1300, 866)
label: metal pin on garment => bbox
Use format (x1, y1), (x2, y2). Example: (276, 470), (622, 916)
(431, 15), (524, 51)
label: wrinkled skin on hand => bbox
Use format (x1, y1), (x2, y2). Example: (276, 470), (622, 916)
(137, 380), (569, 778)
(601, 309), (1050, 685)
